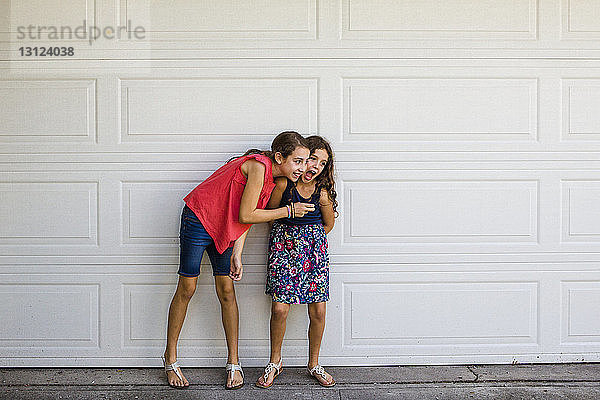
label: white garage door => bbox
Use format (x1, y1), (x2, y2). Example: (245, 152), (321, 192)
(2, 0), (600, 367)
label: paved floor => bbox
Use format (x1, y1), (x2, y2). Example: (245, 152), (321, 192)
(1, 364), (600, 399)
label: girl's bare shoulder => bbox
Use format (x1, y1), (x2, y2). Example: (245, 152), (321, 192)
(319, 187), (332, 205)
(240, 158), (266, 178)
(274, 177), (288, 188)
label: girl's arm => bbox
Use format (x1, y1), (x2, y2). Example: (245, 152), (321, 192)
(266, 177), (287, 209)
(266, 177), (288, 229)
(320, 188), (335, 234)
(238, 160), (288, 224)
(229, 227), (249, 281)
(238, 160), (314, 224)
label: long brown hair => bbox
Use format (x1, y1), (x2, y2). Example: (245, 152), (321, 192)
(227, 131), (308, 163)
(305, 135), (338, 218)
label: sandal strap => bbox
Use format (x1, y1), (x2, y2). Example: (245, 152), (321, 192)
(226, 363), (244, 380)
(262, 359), (282, 381)
(308, 364), (328, 380)
(162, 357), (184, 381)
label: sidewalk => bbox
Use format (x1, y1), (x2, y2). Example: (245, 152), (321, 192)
(1, 364), (600, 399)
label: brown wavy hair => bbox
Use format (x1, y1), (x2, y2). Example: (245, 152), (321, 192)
(305, 135), (338, 218)
(228, 131), (308, 163)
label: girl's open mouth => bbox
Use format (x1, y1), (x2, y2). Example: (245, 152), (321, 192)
(304, 170), (317, 181)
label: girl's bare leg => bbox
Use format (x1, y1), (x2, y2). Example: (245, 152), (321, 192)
(257, 301), (290, 387)
(164, 276), (197, 387)
(214, 275), (243, 388)
(307, 302), (333, 384)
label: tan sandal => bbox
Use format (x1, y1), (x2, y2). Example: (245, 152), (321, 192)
(256, 358), (283, 389)
(308, 364), (336, 387)
(225, 363), (244, 390)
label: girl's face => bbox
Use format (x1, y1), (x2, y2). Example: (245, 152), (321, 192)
(275, 146), (309, 182)
(301, 148), (329, 183)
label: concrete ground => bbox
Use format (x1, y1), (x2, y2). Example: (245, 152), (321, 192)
(1, 364), (600, 399)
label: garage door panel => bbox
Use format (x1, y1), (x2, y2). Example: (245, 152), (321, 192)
(0, 79), (96, 142)
(560, 0), (600, 40)
(562, 79), (600, 139)
(119, 78), (318, 142)
(561, 180), (600, 242)
(120, 0), (318, 41)
(333, 169), (547, 255)
(0, 0), (95, 42)
(343, 78), (537, 142)
(341, 0), (537, 41)
(321, 271), (547, 361)
(0, 181), (98, 245)
(0, 274), (104, 360)
(343, 180), (538, 244)
(343, 282), (538, 346)
(0, 283), (99, 347)
(561, 281), (600, 344)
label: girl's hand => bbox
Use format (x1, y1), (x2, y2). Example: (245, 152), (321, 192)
(229, 253), (243, 281)
(293, 202), (315, 217)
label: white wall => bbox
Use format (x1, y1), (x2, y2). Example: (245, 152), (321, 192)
(2, 0), (600, 366)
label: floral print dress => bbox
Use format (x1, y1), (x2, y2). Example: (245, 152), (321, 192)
(266, 181), (330, 304)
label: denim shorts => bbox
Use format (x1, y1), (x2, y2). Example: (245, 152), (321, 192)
(178, 205), (232, 277)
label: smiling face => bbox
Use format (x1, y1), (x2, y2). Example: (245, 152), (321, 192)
(275, 146), (310, 182)
(301, 148), (329, 183)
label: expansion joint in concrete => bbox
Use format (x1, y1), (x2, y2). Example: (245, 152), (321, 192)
(467, 365), (479, 382)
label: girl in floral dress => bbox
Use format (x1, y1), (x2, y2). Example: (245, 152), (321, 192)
(256, 136), (338, 389)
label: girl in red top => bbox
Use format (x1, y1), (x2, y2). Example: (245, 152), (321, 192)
(163, 132), (315, 390)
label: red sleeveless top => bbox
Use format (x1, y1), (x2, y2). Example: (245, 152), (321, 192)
(184, 154), (276, 254)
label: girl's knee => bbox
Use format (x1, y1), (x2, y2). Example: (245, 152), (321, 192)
(308, 303), (326, 322)
(216, 288), (236, 304)
(215, 279), (236, 304)
(175, 278), (197, 301)
(271, 303), (290, 321)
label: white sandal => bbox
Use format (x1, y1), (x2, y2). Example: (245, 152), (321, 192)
(225, 362), (244, 390)
(162, 356), (188, 389)
(308, 364), (336, 387)
(256, 358), (283, 389)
